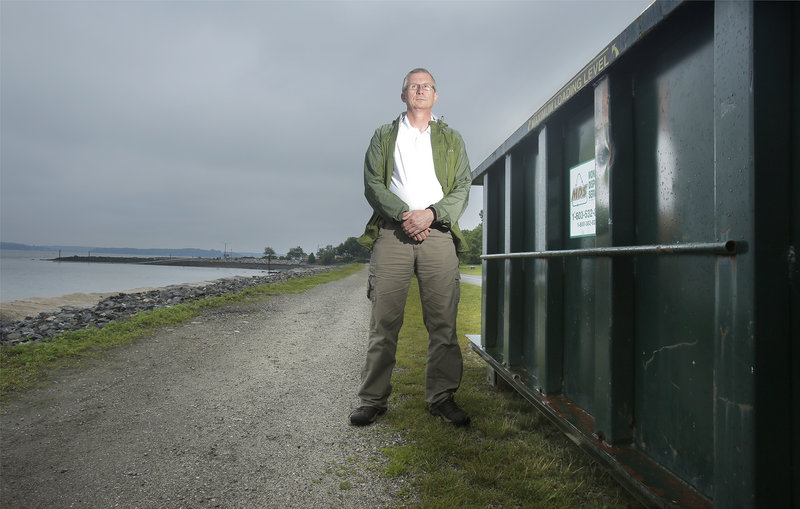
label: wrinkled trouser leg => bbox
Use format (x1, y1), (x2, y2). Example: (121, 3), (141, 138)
(357, 226), (415, 408)
(357, 225), (462, 408)
(415, 229), (462, 405)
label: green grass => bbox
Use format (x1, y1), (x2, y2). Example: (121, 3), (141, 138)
(0, 264), (364, 399)
(381, 278), (641, 508)
(458, 263), (482, 276)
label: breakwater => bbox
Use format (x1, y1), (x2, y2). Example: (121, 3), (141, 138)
(0, 266), (333, 346)
(53, 255), (300, 270)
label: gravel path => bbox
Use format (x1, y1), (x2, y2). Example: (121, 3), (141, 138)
(1, 268), (415, 508)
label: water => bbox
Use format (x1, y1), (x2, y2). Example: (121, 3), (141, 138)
(0, 249), (272, 302)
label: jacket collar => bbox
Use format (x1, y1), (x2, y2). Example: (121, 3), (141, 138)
(394, 112), (446, 129)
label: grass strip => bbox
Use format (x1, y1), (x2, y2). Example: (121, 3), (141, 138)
(381, 278), (641, 508)
(0, 264), (364, 399)
(458, 263), (482, 276)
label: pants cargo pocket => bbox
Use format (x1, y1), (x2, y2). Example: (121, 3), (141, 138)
(367, 271), (377, 302)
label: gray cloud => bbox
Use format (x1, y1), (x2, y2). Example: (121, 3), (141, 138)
(1, 0), (651, 255)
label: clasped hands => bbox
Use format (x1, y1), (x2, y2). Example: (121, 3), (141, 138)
(401, 209), (435, 242)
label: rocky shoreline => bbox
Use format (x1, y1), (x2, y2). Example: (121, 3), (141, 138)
(0, 266), (335, 346)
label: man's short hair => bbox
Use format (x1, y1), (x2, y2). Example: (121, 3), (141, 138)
(402, 68), (437, 92)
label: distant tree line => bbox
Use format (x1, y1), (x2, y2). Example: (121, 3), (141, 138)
(311, 237), (369, 264)
(262, 213), (483, 266)
(262, 245), (311, 261)
(262, 238), (369, 265)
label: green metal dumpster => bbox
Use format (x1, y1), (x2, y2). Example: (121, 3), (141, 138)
(469, 1), (798, 507)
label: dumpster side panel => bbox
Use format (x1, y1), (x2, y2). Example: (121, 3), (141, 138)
(630, 2), (715, 495)
(712, 2), (758, 504)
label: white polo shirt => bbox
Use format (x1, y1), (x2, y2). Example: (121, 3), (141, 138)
(389, 114), (444, 211)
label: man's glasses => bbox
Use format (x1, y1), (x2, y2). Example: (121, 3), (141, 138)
(407, 83), (435, 92)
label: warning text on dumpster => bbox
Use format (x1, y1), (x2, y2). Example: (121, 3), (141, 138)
(569, 159), (596, 238)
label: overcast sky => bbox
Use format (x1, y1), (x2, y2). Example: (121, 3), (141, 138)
(1, 0), (651, 256)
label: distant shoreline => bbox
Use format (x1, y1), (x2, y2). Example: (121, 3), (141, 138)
(53, 255), (302, 271)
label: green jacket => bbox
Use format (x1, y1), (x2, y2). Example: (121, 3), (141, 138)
(357, 114), (472, 253)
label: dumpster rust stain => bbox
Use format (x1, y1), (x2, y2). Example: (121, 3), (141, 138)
(541, 395), (712, 509)
(539, 393), (596, 437)
(719, 325), (730, 355)
(718, 395), (754, 414)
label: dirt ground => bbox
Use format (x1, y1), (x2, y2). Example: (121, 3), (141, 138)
(1, 268), (414, 508)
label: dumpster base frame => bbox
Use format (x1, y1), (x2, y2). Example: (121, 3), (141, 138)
(468, 337), (712, 509)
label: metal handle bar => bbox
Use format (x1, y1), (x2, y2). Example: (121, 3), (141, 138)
(480, 241), (738, 260)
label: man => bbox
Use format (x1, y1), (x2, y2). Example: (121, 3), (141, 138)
(350, 68), (472, 427)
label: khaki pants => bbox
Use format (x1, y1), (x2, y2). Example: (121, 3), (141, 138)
(357, 223), (462, 408)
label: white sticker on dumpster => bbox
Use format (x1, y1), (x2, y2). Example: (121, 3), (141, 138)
(569, 159), (596, 238)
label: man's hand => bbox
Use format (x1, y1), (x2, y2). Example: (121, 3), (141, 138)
(409, 228), (432, 242)
(401, 209), (435, 241)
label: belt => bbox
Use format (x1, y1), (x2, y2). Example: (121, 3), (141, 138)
(382, 219), (449, 233)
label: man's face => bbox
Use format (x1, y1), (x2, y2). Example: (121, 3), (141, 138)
(401, 72), (438, 111)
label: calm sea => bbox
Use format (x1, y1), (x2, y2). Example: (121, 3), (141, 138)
(0, 249), (272, 303)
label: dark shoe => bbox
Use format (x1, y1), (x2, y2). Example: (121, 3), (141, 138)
(349, 406), (386, 426)
(429, 397), (470, 427)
